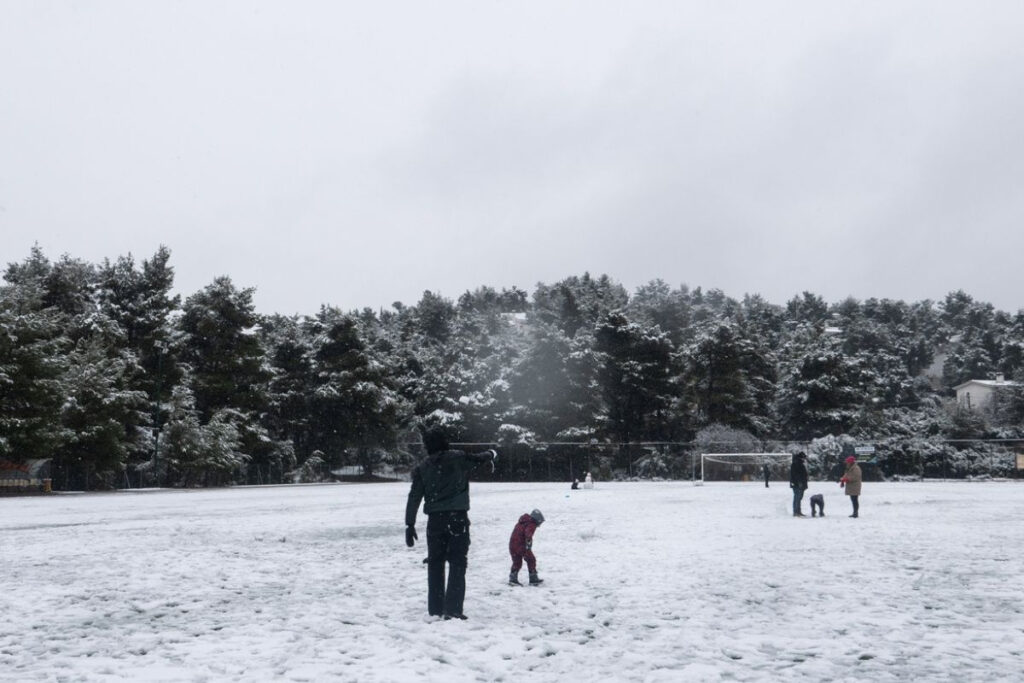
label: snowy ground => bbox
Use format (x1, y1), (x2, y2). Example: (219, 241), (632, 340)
(2, 480), (1023, 682)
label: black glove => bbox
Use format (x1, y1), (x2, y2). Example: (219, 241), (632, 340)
(405, 526), (417, 547)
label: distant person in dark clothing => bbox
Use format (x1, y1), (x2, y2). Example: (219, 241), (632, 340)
(405, 426), (496, 620)
(763, 462), (771, 488)
(789, 452), (808, 517)
(840, 456), (863, 518)
(508, 509), (545, 586)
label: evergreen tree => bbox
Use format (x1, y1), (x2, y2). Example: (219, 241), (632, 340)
(942, 335), (995, 389)
(41, 254), (96, 316)
(785, 292), (829, 325)
(684, 323), (775, 436)
(309, 311), (402, 476)
(0, 248), (72, 469)
(998, 312), (1024, 379)
(56, 333), (150, 489)
(414, 290), (456, 344)
(261, 314), (315, 468)
(989, 373), (1024, 434)
(594, 311), (675, 444)
(3, 246), (162, 489)
(627, 279), (694, 347)
(391, 292), (468, 426)
(836, 298), (921, 411)
(776, 330), (871, 440)
(0, 292), (68, 463)
(178, 276), (269, 420)
(154, 384), (247, 487)
(736, 294), (786, 350)
(507, 322), (598, 441)
(96, 247), (182, 405)
(533, 273), (630, 339)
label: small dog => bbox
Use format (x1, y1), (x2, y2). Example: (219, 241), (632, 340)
(810, 494), (825, 517)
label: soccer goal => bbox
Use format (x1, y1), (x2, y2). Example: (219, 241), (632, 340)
(698, 453), (792, 485)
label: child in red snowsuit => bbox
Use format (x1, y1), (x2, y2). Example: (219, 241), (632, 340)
(508, 509), (544, 585)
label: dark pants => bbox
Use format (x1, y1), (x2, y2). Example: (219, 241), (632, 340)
(810, 494), (825, 517)
(850, 495), (859, 517)
(792, 486), (805, 515)
(426, 510), (471, 617)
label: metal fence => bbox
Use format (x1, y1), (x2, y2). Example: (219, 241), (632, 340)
(435, 441), (1024, 483)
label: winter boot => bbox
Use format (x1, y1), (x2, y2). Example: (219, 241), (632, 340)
(529, 571), (543, 586)
(509, 571), (521, 586)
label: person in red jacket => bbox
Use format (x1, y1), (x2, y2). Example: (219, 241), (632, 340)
(508, 509), (545, 586)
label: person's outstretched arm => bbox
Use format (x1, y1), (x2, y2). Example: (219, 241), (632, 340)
(405, 469), (424, 546)
(466, 448), (498, 473)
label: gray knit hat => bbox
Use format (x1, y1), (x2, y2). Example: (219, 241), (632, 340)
(530, 509), (545, 524)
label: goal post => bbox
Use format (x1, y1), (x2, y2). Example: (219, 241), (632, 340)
(698, 453), (792, 484)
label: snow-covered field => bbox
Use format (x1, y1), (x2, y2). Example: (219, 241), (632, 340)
(3, 480), (1023, 682)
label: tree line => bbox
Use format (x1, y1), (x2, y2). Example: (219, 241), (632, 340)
(2, 245), (1022, 490)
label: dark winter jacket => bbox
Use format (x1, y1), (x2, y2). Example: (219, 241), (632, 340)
(508, 513), (541, 556)
(405, 449), (493, 527)
(789, 455), (808, 490)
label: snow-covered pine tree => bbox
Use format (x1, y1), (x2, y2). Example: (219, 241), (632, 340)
(775, 328), (871, 440)
(308, 311), (402, 477)
(0, 286), (68, 463)
(178, 276), (270, 421)
(683, 322), (775, 436)
(594, 311), (676, 446)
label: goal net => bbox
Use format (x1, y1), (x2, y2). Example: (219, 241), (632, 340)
(699, 453), (792, 484)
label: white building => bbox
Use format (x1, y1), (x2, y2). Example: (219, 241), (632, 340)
(954, 374), (1018, 411)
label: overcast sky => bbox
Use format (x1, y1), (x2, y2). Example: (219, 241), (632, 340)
(3, 1), (1024, 316)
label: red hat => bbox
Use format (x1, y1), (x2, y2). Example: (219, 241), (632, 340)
(845, 456), (856, 463)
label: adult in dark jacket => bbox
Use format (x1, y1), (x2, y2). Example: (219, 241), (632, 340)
(789, 452), (808, 517)
(508, 509), (544, 586)
(405, 426), (496, 620)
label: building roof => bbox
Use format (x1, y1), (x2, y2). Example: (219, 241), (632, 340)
(953, 379), (1019, 391)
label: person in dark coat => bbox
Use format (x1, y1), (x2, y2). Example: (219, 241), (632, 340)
(762, 462), (771, 488)
(789, 452), (808, 517)
(405, 426), (496, 620)
(508, 509), (545, 586)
